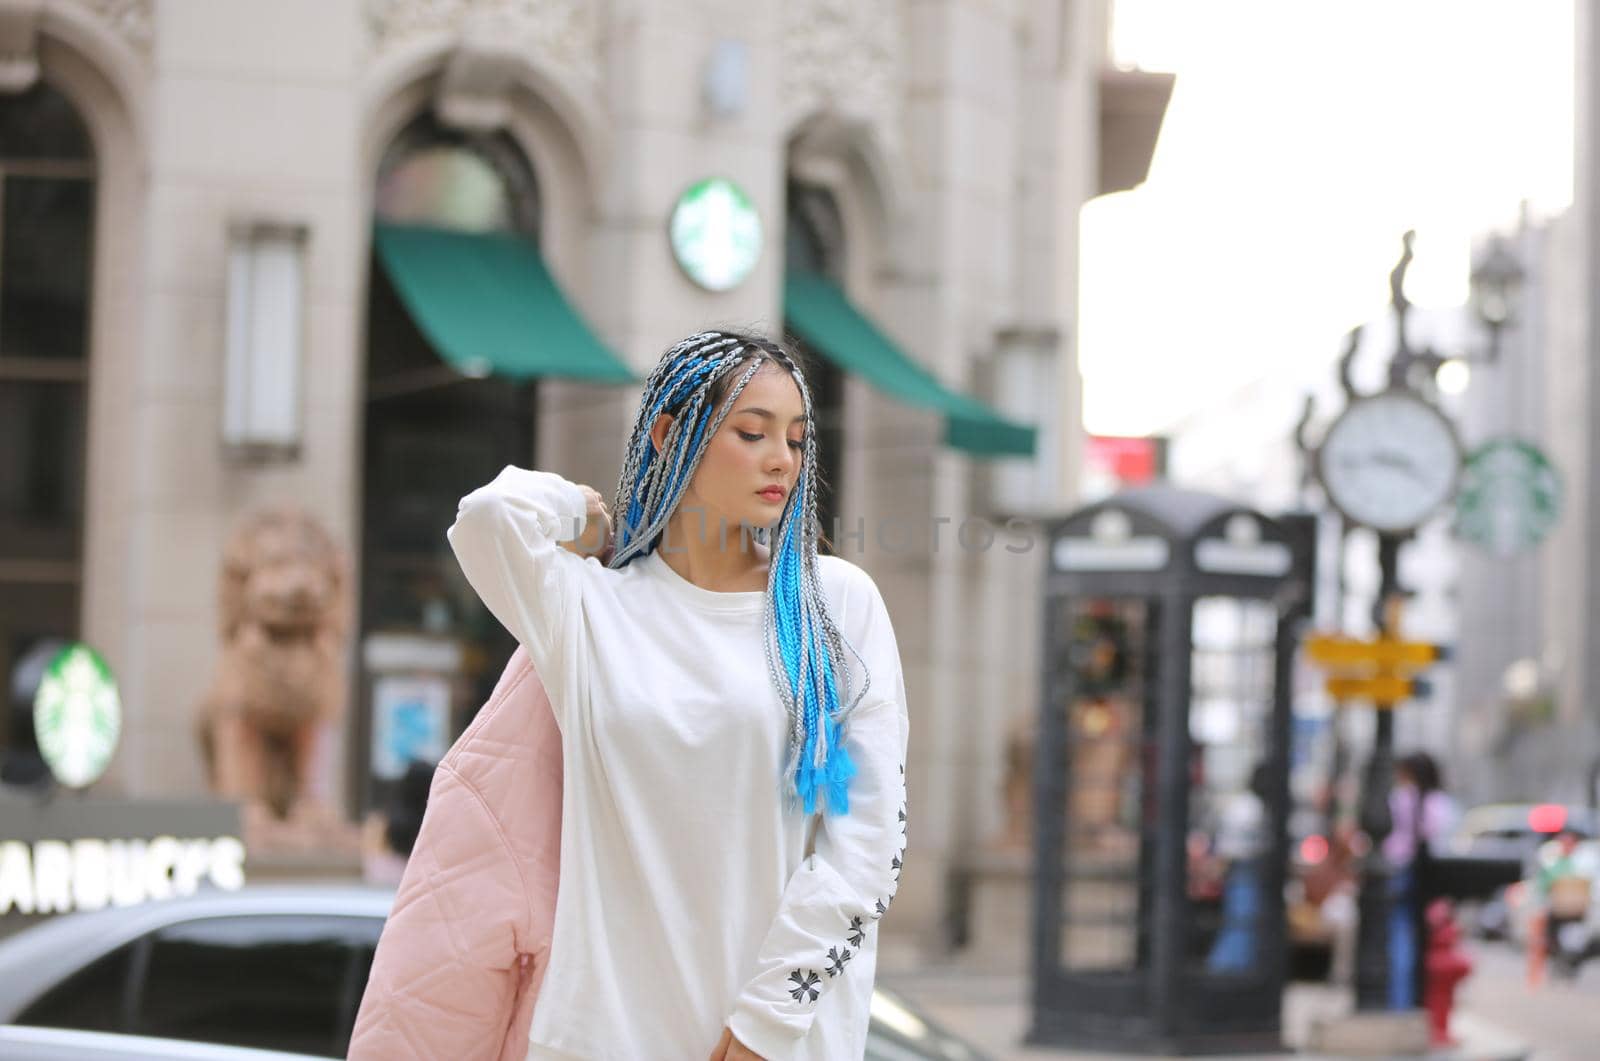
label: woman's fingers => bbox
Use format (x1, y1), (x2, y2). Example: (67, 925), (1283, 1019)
(559, 484), (612, 557)
(584, 487), (612, 545)
(708, 1025), (732, 1061)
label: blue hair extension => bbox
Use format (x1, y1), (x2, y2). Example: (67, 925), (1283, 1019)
(606, 331), (872, 815)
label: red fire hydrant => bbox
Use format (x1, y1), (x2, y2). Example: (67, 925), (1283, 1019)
(1423, 898), (1474, 1047)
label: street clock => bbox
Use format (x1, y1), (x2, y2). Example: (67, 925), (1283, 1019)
(1317, 388), (1462, 534)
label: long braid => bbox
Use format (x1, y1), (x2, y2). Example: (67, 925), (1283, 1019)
(608, 330), (870, 814)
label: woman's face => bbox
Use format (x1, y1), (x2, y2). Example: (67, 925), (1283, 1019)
(652, 361), (807, 538)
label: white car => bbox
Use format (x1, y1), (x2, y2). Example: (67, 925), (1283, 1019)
(0, 885), (985, 1061)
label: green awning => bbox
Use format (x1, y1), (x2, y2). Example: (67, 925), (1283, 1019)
(374, 223), (636, 384)
(784, 272), (1036, 458)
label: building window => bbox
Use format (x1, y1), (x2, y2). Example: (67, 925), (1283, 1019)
(0, 81), (94, 783)
(785, 180), (846, 547)
(356, 116), (541, 813)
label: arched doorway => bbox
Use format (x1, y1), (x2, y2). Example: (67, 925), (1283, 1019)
(356, 113), (542, 812)
(784, 179), (846, 547)
(0, 81), (95, 786)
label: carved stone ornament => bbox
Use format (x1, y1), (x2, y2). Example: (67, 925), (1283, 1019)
(0, 0), (45, 93)
(0, 0), (153, 93)
(70, 0), (154, 53)
(365, 0), (599, 88)
(781, 0), (901, 140)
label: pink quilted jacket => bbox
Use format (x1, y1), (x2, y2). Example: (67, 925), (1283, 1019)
(349, 647), (560, 1060)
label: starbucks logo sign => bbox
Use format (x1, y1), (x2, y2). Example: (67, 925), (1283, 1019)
(1453, 438), (1562, 557)
(669, 177), (762, 292)
(33, 643), (122, 789)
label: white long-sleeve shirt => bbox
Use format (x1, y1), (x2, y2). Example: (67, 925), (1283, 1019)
(447, 467), (910, 1061)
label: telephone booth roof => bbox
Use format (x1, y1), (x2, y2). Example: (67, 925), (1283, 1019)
(1046, 484), (1306, 597)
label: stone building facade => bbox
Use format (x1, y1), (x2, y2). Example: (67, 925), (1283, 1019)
(1449, 1), (1598, 808)
(0, 0), (1167, 952)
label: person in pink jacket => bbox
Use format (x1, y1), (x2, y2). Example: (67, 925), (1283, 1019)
(353, 330), (910, 1060)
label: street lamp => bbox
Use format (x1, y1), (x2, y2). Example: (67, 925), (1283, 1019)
(1467, 234), (1525, 362)
(223, 221), (309, 460)
(1430, 232), (1525, 393)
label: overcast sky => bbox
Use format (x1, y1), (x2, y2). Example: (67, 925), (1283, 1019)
(1079, 0), (1575, 436)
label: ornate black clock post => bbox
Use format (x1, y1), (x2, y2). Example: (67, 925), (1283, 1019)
(1353, 538), (1403, 1010)
(1309, 233), (1464, 1011)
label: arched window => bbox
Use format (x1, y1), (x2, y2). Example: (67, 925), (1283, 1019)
(374, 117), (540, 238)
(357, 115), (541, 810)
(0, 81), (94, 784)
(785, 180), (846, 547)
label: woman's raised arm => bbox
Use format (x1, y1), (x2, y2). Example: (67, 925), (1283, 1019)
(447, 466), (599, 711)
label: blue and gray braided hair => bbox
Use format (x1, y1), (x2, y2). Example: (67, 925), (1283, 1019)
(606, 329), (870, 816)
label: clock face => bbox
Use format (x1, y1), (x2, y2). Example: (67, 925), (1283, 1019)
(1318, 390), (1461, 533)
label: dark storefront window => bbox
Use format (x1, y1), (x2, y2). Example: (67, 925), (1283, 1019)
(0, 81), (94, 782)
(356, 115), (541, 813)
(784, 180), (846, 546)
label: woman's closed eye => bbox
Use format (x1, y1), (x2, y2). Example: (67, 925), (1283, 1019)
(737, 430), (805, 451)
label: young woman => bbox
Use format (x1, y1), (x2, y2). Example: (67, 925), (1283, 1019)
(442, 330), (909, 1060)
(1384, 751), (1456, 1010)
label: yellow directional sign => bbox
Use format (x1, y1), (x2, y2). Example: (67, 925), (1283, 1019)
(1324, 676), (1416, 705)
(1304, 635), (1442, 671)
(1303, 611), (1445, 709)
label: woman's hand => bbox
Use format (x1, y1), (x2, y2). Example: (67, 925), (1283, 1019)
(708, 1026), (764, 1060)
(560, 484), (612, 558)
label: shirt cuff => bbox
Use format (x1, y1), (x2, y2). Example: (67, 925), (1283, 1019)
(727, 1008), (802, 1061)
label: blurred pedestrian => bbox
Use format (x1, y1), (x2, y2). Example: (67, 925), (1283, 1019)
(1206, 762), (1271, 972)
(361, 758), (436, 887)
(1526, 827), (1598, 985)
(1384, 751), (1457, 1009)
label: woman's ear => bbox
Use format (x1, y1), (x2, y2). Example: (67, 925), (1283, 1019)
(649, 412), (675, 456)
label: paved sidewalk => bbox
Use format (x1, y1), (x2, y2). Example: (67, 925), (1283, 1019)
(877, 964), (1529, 1061)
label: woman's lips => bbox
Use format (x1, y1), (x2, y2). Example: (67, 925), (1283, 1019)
(758, 487), (786, 502)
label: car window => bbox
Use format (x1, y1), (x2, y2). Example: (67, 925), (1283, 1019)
(14, 940), (137, 1032)
(130, 914), (383, 1058)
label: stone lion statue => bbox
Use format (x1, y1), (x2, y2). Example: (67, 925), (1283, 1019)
(198, 507), (348, 820)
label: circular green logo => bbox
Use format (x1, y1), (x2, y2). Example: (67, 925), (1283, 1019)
(1453, 438), (1562, 557)
(33, 643), (122, 788)
(669, 177), (762, 292)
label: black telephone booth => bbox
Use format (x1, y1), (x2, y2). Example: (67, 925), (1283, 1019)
(1028, 487), (1312, 1054)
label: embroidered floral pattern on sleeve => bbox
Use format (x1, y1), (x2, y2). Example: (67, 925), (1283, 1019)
(868, 771), (908, 922)
(787, 969), (822, 1002)
(785, 761), (908, 1008)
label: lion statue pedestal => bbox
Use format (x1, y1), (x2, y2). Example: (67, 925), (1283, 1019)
(197, 508), (360, 865)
